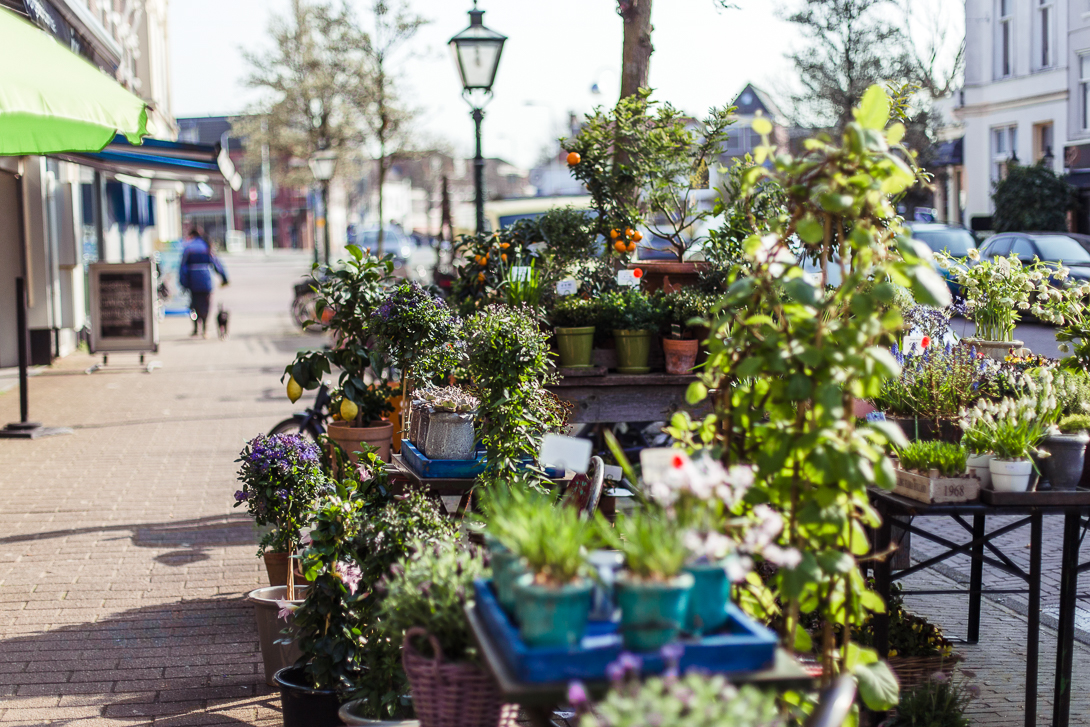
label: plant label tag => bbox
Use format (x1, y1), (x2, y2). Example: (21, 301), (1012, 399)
(539, 434), (592, 474)
(556, 279), (578, 296)
(510, 266), (532, 282)
(617, 270), (639, 287)
(601, 464), (624, 482)
(903, 335), (924, 353)
(640, 447), (690, 485)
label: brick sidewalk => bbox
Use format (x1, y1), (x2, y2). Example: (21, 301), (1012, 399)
(0, 255), (312, 725)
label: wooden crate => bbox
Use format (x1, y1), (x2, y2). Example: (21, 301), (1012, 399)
(893, 467), (980, 504)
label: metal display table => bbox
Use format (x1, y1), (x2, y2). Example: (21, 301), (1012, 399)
(868, 489), (1090, 727)
(546, 373), (709, 424)
(466, 604), (814, 727)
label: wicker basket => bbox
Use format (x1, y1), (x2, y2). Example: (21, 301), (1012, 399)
(403, 627), (517, 727)
(888, 654), (962, 691)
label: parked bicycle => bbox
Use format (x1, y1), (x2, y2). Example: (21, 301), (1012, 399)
(268, 382), (332, 442)
(291, 277), (329, 332)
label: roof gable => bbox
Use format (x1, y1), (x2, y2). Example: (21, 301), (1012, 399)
(731, 83), (782, 120)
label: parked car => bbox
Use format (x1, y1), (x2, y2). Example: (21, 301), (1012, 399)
(976, 232), (1090, 285)
(906, 222), (979, 298)
(356, 227), (416, 266)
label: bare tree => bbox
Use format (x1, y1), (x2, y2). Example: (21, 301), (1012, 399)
(353, 0), (428, 255)
(900, 0), (965, 98)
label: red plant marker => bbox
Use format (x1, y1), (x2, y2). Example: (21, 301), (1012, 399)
(672, 455), (684, 468)
(920, 336), (930, 349)
(633, 268), (643, 279)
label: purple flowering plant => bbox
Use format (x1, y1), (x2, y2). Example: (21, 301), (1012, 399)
(234, 433), (329, 555)
(870, 342), (999, 422)
(367, 282), (465, 383)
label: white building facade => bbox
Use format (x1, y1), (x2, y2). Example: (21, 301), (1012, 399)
(954, 0), (1090, 231)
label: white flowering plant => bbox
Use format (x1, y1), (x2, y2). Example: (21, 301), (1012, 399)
(960, 370), (1060, 460)
(936, 252), (1052, 342)
(1031, 278), (1090, 370)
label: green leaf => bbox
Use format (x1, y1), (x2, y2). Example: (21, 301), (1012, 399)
(818, 193), (854, 213)
(909, 266), (953, 308)
(794, 624), (813, 652)
(870, 420), (909, 449)
(866, 347), (901, 378)
(854, 85), (891, 130)
(686, 381), (708, 405)
(886, 122), (906, 145)
(346, 244), (364, 261)
(752, 116), (773, 136)
(784, 278), (819, 307)
(797, 216), (824, 243)
(855, 660), (899, 711)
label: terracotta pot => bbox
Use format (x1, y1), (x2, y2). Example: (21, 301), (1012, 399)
(626, 261), (706, 293)
(262, 551), (309, 588)
(327, 420), (394, 465)
(662, 338), (699, 374)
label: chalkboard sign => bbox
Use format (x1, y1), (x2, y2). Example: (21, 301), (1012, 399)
(89, 261), (158, 353)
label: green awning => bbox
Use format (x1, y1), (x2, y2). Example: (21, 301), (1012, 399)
(0, 7), (149, 155)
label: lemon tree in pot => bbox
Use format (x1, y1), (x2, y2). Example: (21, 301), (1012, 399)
(550, 297), (601, 369)
(600, 288), (661, 374)
(327, 382), (396, 464)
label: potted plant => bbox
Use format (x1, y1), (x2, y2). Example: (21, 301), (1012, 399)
(1040, 414), (1090, 491)
(551, 297), (600, 369)
(600, 288), (661, 374)
(411, 386), (480, 461)
(656, 289), (714, 375)
(887, 673), (975, 727)
(475, 484), (551, 614)
(327, 383), (396, 464)
(891, 440), (979, 504)
(282, 452), (457, 725)
(234, 433), (329, 589)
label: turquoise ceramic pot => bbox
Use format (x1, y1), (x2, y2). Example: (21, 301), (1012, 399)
(683, 562), (730, 635)
(490, 550), (526, 615)
(614, 572), (694, 651)
(513, 573), (594, 647)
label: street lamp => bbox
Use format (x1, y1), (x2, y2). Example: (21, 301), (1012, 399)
(309, 148), (337, 267)
(449, 1), (506, 234)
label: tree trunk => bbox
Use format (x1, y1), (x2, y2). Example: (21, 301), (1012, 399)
(619, 0), (653, 100)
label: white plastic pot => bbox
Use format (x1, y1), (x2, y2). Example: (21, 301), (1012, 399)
(989, 458), (1034, 493)
(967, 453), (994, 489)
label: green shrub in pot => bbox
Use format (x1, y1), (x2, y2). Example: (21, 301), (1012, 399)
(654, 289), (715, 374)
(551, 297), (601, 369)
(474, 484), (553, 613)
(599, 288), (661, 374)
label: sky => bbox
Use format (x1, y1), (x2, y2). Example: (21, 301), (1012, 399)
(168, 0), (800, 170)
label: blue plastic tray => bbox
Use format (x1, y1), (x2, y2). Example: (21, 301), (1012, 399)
(400, 440), (564, 480)
(473, 578), (777, 683)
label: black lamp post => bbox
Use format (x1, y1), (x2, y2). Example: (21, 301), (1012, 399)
(449, 2), (506, 234)
(309, 148), (337, 268)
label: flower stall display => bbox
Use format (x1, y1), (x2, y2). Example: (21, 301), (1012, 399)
(550, 297), (601, 370)
(891, 441), (979, 504)
(235, 433), (330, 590)
(409, 385), (480, 461)
(599, 288), (662, 374)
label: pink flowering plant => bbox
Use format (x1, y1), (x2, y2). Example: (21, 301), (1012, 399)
(233, 433), (329, 555)
(292, 450), (456, 719)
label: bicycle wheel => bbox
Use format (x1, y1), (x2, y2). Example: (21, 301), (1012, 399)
(269, 416), (321, 443)
(291, 292), (321, 331)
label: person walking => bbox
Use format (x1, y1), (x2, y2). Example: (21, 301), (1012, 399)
(178, 227), (228, 338)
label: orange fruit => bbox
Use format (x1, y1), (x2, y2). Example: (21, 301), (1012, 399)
(626, 242), (636, 253)
(625, 228), (634, 239)
(501, 253), (508, 263)
(500, 242), (510, 249)
(610, 229), (620, 239)
(614, 240), (627, 253)
(477, 273), (485, 282)
(632, 230), (643, 242)
(567, 152), (581, 166)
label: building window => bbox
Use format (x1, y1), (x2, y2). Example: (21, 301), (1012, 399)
(998, 0), (1013, 78)
(1082, 55), (1090, 130)
(992, 124), (1018, 181)
(1034, 122), (1054, 163)
(1038, 0), (1054, 68)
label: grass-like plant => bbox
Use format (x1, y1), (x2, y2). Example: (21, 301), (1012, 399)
(515, 503), (604, 586)
(895, 441), (968, 478)
(889, 675), (973, 727)
(1059, 414), (1090, 434)
(604, 508), (689, 581)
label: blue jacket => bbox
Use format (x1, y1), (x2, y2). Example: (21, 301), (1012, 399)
(178, 238), (228, 293)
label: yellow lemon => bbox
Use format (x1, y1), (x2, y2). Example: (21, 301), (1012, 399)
(287, 377), (303, 403)
(340, 398), (359, 422)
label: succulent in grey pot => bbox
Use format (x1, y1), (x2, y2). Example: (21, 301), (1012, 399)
(414, 386), (480, 460)
(1040, 415), (1090, 491)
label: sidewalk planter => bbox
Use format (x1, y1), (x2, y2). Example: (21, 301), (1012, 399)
(490, 549), (526, 616)
(1040, 432), (1090, 491)
(327, 420), (394, 464)
(683, 562), (730, 636)
(263, 552), (308, 588)
(248, 586), (307, 687)
(614, 572), (694, 651)
(662, 338), (699, 375)
(512, 574), (594, 647)
(420, 411), (476, 461)
(555, 326), (596, 369)
(339, 700), (419, 727)
(989, 458), (1034, 492)
(612, 330), (653, 374)
(274, 666), (343, 727)
(961, 337), (1023, 362)
(966, 453), (994, 490)
(402, 627), (514, 727)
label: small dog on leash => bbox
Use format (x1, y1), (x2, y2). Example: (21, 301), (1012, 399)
(216, 306), (230, 340)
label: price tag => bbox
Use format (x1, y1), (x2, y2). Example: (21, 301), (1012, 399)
(640, 447), (689, 485)
(539, 434), (592, 474)
(556, 279), (578, 296)
(903, 335), (924, 353)
(617, 270), (640, 287)
(601, 464), (624, 482)
(510, 266), (532, 282)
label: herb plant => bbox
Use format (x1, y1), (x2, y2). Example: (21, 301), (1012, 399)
(368, 281), (464, 385)
(378, 542), (487, 664)
(508, 498), (602, 586)
(551, 296), (601, 330)
(503, 254), (542, 308)
(895, 441), (968, 478)
(655, 288), (716, 334)
(599, 288), (660, 332)
(234, 433), (329, 555)
(1059, 414), (1090, 434)
(606, 509), (689, 581)
(890, 675), (973, 727)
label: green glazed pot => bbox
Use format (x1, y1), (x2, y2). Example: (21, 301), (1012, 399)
(513, 573), (594, 647)
(613, 330), (653, 374)
(555, 326), (595, 369)
(615, 572), (694, 651)
(683, 562), (730, 635)
(491, 550), (526, 616)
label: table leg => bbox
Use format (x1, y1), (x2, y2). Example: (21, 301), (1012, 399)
(1052, 512), (1081, 727)
(873, 504), (893, 658)
(1024, 512), (1042, 727)
(524, 706), (556, 727)
(967, 513), (985, 644)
